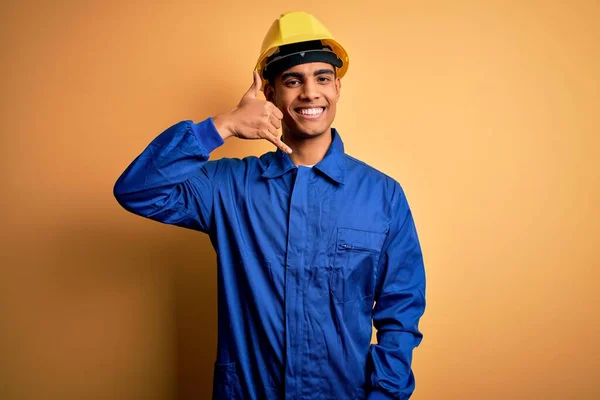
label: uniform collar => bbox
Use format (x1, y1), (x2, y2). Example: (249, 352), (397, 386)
(261, 128), (346, 184)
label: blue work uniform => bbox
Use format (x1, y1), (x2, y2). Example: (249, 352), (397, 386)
(113, 118), (426, 400)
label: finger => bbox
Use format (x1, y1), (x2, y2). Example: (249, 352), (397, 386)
(269, 113), (281, 130)
(266, 124), (279, 138)
(268, 103), (284, 120)
(264, 129), (292, 154)
(253, 71), (262, 97)
(243, 71), (262, 99)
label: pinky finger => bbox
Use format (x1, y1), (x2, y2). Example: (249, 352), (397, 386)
(266, 130), (292, 154)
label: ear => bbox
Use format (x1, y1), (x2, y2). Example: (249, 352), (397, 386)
(264, 82), (275, 103)
(335, 76), (341, 99)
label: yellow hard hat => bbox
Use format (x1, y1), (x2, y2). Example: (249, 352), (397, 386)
(254, 11), (349, 84)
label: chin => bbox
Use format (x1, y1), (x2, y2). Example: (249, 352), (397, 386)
(289, 125), (329, 138)
(284, 106), (336, 138)
(289, 118), (334, 137)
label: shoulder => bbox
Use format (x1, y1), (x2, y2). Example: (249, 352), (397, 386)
(342, 153), (404, 198)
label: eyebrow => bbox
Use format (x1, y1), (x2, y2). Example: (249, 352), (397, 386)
(281, 68), (335, 80)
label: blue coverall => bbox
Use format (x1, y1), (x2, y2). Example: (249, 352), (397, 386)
(114, 118), (426, 399)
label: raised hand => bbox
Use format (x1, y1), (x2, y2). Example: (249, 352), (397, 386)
(213, 71), (292, 154)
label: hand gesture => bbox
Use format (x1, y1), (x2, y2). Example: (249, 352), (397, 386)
(214, 72), (292, 154)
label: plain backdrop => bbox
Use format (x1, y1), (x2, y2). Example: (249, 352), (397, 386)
(1, 1), (599, 399)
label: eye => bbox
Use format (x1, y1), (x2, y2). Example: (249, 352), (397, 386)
(285, 79), (301, 87)
(317, 76), (332, 83)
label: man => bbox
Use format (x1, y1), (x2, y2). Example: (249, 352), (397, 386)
(114, 11), (426, 400)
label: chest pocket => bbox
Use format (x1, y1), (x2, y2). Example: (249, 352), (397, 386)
(330, 227), (387, 303)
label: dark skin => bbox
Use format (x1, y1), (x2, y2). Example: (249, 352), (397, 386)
(213, 62), (341, 167)
(265, 62), (341, 166)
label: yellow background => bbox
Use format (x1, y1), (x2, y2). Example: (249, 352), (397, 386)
(1, 1), (598, 399)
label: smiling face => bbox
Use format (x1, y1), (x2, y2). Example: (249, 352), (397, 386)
(265, 62), (341, 139)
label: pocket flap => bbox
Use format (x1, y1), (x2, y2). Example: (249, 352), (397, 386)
(337, 228), (387, 252)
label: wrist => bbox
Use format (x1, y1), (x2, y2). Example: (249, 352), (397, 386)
(212, 111), (236, 140)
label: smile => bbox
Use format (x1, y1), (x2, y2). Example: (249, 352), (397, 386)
(294, 107), (325, 119)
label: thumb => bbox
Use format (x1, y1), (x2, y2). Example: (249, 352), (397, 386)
(243, 71), (262, 99)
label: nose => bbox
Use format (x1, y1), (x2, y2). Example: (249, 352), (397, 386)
(299, 78), (320, 101)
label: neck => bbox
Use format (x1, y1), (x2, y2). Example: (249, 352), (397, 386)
(282, 128), (333, 166)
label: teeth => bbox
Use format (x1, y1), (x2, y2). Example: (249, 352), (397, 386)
(298, 108), (323, 115)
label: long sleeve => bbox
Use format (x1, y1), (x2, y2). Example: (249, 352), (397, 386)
(367, 184), (427, 400)
(113, 117), (225, 233)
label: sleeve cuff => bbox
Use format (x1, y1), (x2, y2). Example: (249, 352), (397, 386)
(190, 117), (225, 154)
